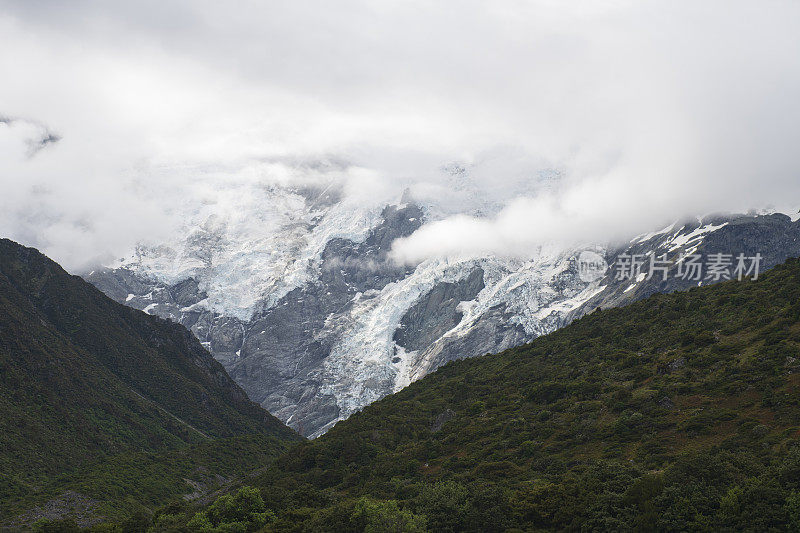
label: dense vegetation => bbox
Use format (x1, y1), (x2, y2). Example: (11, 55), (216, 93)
(10, 238), (800, 530)
(0, 239), (299, 525)
(111, 256), (800, 532)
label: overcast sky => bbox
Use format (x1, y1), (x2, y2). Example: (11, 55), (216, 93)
(2, 1), (800, 269)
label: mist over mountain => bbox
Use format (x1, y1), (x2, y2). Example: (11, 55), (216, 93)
(3, 1), (800, 272)
(86, 189), (800, 437)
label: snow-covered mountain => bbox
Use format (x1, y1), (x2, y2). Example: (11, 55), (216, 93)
(85, 183), (800, 437)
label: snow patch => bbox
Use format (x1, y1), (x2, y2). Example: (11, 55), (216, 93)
(667, 222), (728, 255)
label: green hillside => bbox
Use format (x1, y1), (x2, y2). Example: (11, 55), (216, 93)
(0, 239), (298, 524)
(150, 256), (800, 532)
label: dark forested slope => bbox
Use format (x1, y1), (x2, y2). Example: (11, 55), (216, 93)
(180, 256), (800, 532)
(0, 239), (298, 523)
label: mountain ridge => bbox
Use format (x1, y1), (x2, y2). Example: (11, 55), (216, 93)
(86, 203), (800, 437)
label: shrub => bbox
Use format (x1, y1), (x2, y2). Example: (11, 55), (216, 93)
(187, 487), (274, 532)
(350, 497), (426, 533)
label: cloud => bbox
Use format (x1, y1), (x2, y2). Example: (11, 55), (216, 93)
(0, 115), (61, 157)
(1, 1), (799, 269)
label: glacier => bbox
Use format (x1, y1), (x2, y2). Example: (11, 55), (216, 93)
(85, 180), (800, 437)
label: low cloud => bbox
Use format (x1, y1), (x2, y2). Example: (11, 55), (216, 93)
(1, 1), (799, 269)
(0, 115), (61, 157)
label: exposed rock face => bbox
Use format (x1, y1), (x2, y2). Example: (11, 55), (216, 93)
(394, 268), (485, 353)
(406, 302), (531, 381)
(86, 200), (800, 437)
(571, 213), (800, 320)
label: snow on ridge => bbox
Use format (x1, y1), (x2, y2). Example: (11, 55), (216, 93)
(109, 162), (554, 321)
(666, 222), (728, 255)
(757, 206), (800, 223)
(112, 185), (388, 320)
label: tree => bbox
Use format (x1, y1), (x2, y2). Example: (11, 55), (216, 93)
(350, 497), (426, 533)
(187, 487), (274, 532)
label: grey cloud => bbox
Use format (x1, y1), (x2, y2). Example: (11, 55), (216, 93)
(0, 115), (61, 153)
(0, 114), (61, 156)
(1, 1), (799, 268)
(26, 132), (61, 156)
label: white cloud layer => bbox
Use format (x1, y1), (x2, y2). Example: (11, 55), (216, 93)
(1, 0), (799, 269)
